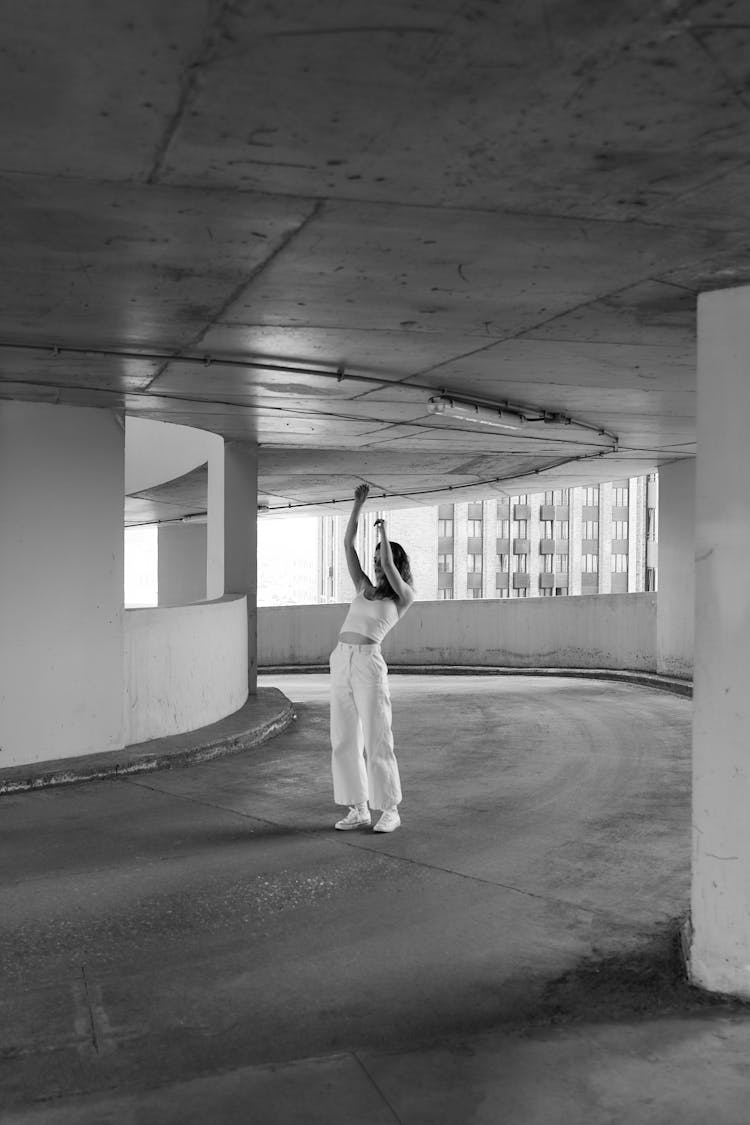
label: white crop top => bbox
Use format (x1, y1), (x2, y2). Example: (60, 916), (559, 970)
(340, 591), (400, 643)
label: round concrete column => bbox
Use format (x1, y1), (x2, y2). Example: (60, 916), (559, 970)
(207, 440), (258, 691)
(690, 286), (750, 997)
(0, 400), (125, 767)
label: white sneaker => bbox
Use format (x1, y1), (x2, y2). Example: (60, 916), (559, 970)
(335, 806), (371, 830)
(373, 810), (401, 833)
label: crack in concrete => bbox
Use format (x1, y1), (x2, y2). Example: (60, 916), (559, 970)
(352, 1051), (405, 1123)
(80, 965), (99, 1056)
(147, 0), (237, 184)
(142, 199), (324, 390)
(264, 26), (443, 38)
(689, 25), (750, 113)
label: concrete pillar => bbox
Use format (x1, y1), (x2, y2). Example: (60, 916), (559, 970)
(158, 522), (207, 606)
(454, 502), (468, 599)
(689, 285), (750, 998)
(568, 488), (582, 595)
(527, 491), (541, 597)
(599, 481), (612, 594)
(0, 400), (124, 766)
(207, 441), (258, 691)
(627, 476), (642, 594)
(655, 459), (695, 679)
(481, 499), (494, 598)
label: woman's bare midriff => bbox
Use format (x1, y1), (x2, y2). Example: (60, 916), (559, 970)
(338, 631), (377, 644)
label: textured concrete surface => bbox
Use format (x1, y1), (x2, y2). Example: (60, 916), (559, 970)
(2, 673), (748, 1123)
(2, 3), (749, 510)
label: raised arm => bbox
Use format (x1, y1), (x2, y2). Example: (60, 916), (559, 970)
(375, 518), (414, 608)
(344, 483), (373, 592)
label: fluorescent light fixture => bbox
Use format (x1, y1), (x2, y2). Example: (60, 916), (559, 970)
(428, 395), (526, 431)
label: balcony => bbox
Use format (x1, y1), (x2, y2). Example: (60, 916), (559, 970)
(513, 504), (531, 520)
(540, 504), (555, 521)
(539, 540), (555, 555)
(513, 572), (530, 588)
(513, 538), (530, 554)
(496, 537), (510, 554)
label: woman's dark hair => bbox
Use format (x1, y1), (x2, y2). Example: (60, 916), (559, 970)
(374, 540), (414, 600)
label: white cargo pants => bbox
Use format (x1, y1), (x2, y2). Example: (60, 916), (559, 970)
(329, 642), (402, 811)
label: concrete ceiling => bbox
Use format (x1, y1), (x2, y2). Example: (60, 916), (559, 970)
(2, 0), (748, 517)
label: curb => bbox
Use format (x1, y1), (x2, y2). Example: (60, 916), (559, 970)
(0, 688), (296, 795)
(259, 665), (693, 697)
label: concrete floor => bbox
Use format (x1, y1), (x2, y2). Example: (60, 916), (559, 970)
(2, 673), (749, 1123)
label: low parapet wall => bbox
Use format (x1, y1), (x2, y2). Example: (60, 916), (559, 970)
(125, 595), (248, 744)
(258, 593), (658, 672)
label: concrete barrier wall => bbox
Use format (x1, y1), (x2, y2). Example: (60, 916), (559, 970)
(259, 593), (658, 672)
(125, 595), (248, 745)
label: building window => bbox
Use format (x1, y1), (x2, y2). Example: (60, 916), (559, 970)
(539, 586), (553, 596)
(555, 586), (567, 597)
(554, 520), (569, 539)
(438, 588), (453, 600)
(583, 486), (599, 505)
(646, 567), (657, 591)
(613, 486), (628, 506)
(581, 553), (598, 573)
(512, 519), (528, 538)
(647, 508), (656, 540)
(467, 553), (482, 572)
(544, 490), (554, 505)
(542, 554), (554, 572)
(554, 488), (569, 504)
(497, 518), (510, 537)
(540, 520), (554, 539)
(469, 587), (482, 599)
(515, 587), (528, 597)
(438, 518), (454, 537)
(611, 554), (627, 573)
(438, 554), (453, 573)
(582, 521), (599, 539)
(513, 553), (528, 573)
(496, 553), (509, 572)
(554, 554), (569, 573)
(512, 494), (528, 504)
(613, 520), (628, 539)
(467, 519), (483, 537)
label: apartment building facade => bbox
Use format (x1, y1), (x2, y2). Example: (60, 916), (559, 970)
(319, 475), (658, 604)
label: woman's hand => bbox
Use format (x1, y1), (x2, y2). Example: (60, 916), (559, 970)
(354, 483), (370, 504)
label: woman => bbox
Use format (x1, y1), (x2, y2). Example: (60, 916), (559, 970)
(330, 483), (415, 833)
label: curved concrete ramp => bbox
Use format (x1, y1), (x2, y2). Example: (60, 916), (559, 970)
(3, 674), (747, 1123)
